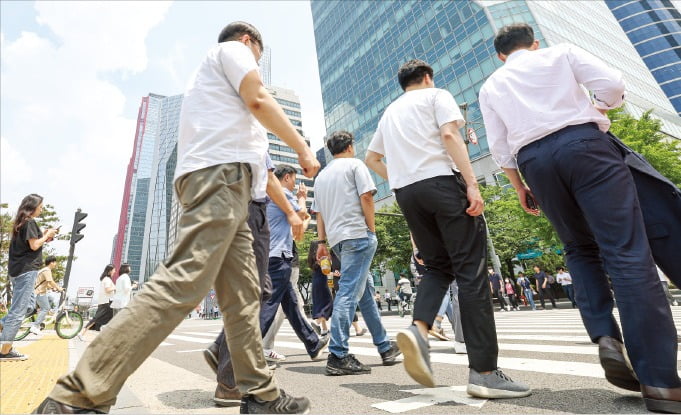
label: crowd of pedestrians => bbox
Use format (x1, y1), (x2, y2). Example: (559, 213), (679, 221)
(0, 19), (676, 414)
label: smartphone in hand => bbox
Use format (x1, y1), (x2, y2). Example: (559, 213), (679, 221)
(526, 193), (538, 210)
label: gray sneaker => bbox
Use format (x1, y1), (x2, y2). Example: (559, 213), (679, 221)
(467, 368), (531, 398)
(396, 325), (434, 387)
(310, 334), (329, 360)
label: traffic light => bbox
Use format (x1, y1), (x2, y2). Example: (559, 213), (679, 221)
(71, 209), (87, 245)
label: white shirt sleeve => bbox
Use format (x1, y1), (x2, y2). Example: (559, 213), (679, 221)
(479, 88), (516, 169)
(565, 44), (625, 110)
(354, 163), (377, 197)
(218, 42), (260, 93)
(367, 124), (385, 156)
(433, 90), (465, 128)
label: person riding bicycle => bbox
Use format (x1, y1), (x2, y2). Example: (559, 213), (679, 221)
(397, 274), (413, 310)
(31, 256), (64, 335)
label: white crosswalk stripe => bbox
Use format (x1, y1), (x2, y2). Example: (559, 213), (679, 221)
(164, 307), (681, 380)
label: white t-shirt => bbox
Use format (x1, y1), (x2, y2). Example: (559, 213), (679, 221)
(556, 272), (573, 286)
(111, 273), (133, 309)
(98, 277), (115, 305)
(174, 41), (268, 199)
(398, 277), (413, 295)
(368, 88), (465, 190)
(311, 158), (376, 248)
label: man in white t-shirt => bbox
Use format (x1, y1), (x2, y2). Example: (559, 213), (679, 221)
(40, 21), (318, 415)
(555, 267), (576, 308)
(365, 59), (529, 398)
(314, 131), (400, 376)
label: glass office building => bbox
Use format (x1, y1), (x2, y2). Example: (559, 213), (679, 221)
(139, 94), (183, 282)
(605, 0), (681, 116)
(311, 0), (681, 203)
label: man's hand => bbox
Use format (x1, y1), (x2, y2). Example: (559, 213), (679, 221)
(286, 211), (304, 241)
(316, 242), (329, 261)
(298, 148), (320, 178)
(297, 182), (308, 200)
(517, 186), (540, 216)
(465, 185), (484, 217)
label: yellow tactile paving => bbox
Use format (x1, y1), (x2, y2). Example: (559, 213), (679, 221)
(0, 335), (68, 414)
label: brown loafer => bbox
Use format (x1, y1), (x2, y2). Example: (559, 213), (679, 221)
(598, 336), (639, 391)
(213, 382), (241, 407)
(641, 385), (681, 413)
(33, 398), (103, 414)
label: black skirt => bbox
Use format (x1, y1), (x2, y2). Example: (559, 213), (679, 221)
(87, 301), (113, 331)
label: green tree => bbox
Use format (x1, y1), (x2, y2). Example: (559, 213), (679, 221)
(0, 203), (12, 293)
(295, 231), (318, 305)
(36, 204), (71, 283)
(608, 108), (681, 187)
(374, 202), (412, 276)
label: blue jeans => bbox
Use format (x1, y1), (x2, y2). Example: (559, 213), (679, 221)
(47, 291), (61, 312)
(523, 288), (536, 310)
(33, 294), (51, 328)
(437, 282), (464, 343)
(0, 270), (38, 344)
(329, 231), (390, 358)
(563, 284), (577, 307)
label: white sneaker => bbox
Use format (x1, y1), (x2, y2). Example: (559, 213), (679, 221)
(454, 341), (467, 354)
(29, 326), (41, 335)
(673, 300), (679, 306)
(264, 349), (286, 362)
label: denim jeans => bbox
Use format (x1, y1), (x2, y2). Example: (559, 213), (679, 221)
(437, 282), (464, 343)
(48, 291), (61, 313)
(329, 231), (390, 358)
(523, 288), (536, 310)
(33, 293), (51, 328)
(0, 270), (38, 344)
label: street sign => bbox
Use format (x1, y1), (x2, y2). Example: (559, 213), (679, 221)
(467, 127), (478, 145)
(77, 287), (95, 298)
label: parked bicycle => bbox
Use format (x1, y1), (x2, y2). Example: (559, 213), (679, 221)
(14, 293), (83, 340)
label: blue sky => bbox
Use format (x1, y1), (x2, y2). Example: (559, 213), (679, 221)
(1, 1), (326, 297)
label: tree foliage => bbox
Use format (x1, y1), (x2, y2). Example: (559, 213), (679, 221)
(374, 203), (412, 276)
(608, 108), (681, 187)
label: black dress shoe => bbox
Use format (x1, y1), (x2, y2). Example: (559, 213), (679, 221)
(33, 398), (103, 414)
(641, 385), (681, 413)
(598, 336), (640, 391)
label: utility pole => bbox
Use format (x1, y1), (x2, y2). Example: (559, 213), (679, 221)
(458, 103), (503, 275)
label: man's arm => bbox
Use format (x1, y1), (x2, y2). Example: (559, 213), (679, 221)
(439, 122), (483, 216)
(266, 170), (303, 240)
(316, 212), (330, 260)
(359, 192), (376, 232)
(567, 45), (625, 111)
(239, 70), (319, 178)
(44, 269), (63, 292)
(365, 150), (388, 181)
(503, 168), (540, 216)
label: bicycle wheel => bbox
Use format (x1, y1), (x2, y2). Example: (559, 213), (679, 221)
(14, 315), (35, 341)
(55, 311), (83, 339)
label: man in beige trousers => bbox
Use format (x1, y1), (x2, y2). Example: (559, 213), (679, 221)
(35, 21), (319, 414)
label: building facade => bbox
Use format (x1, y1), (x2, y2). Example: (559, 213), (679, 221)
(311, 0), (681, 286)
(260, 46), (272, 87)
(112, 93), (182, 283)
(605, 0), (681, 116)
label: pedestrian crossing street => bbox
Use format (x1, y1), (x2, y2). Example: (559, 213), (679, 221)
(160, 307), (681, 381)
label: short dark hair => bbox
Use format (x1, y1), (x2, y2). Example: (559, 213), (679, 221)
(494, 23), (535, 55)
(326, 131), (354, 155)
(397, 59), (433, 91)
(217, 21), (263, 51)
(45, 256), (57, 266)
(119, 263), (131, 275)
(557, 266), (565, 272)
(274, 164), (297, 180)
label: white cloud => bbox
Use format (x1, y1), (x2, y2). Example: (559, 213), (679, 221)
(1, 1), (170, 297)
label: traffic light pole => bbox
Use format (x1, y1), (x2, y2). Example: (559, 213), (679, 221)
(62, 242), (77, 293)
(63, 209), (87, 293)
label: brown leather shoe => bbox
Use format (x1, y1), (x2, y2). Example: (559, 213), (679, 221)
(203, 342), (219, 375)
(213, 382), (241, 407)
(641, 385), (681, 413)
(33, 397), (103, 414)
(598, 336), (640, 391)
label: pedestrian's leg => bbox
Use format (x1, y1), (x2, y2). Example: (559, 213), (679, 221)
(357, 260), (391, 354)
(32, 294), (51, 329)
(0, 270), (38, 351)
(450, 282), (465, 343)
(525, 289), (536, 310)
(48, 163), (277, 411)
(520, 127), (679, 388)
(262, 307), (286, 351)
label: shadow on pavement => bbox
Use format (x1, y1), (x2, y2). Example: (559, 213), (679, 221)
(284, 365), (327, 375)
(340, 382), (422, 401)
(156, 389), (220, 410)
(501, 388), (645, 413)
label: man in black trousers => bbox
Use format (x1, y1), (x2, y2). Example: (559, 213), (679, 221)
(479, 23), (680, 413)
(366, 59), (530, 399)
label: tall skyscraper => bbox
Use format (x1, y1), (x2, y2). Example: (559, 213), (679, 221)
(605, 0), (681, 116)
(112, 93), (182, 283)
(260, 46), (272, 87)
(267, 85), (316, 213)
(311, 0), (681, 204)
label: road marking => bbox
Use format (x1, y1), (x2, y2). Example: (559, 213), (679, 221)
(159, 341), (173, 347)
(176, 349), (207, 353)
(166, 334), (212, 344)
(372, 386), (486, 413)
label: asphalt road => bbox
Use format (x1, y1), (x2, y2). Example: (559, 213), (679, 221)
(110, 302), (681, 414)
